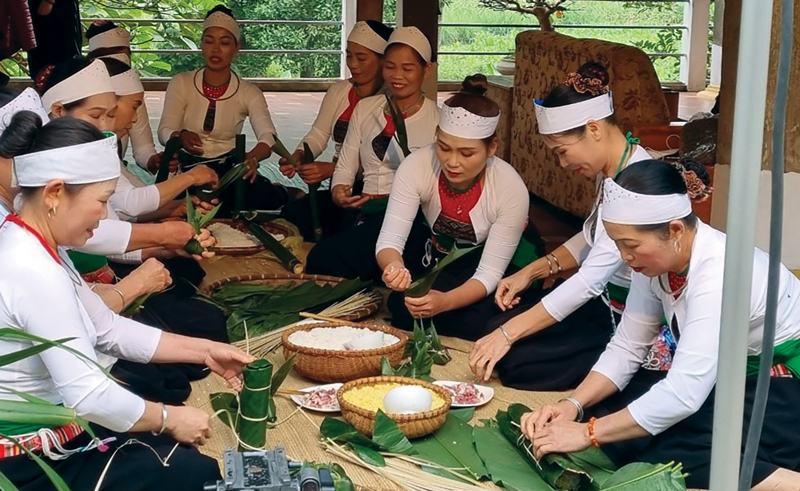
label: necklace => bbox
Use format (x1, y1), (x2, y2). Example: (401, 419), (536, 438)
(612, 132), (641, 178)
(385, 93), (425, 119)
(193, 69), (240, 102)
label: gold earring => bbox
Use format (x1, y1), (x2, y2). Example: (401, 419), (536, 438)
(673, 240), (681, 254)
(47, 207), (57, 219)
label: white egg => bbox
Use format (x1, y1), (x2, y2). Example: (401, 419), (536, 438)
(383, 386), (433, 414)
(344, 331), (385, 351)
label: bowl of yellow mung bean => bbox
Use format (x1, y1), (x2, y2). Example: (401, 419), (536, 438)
(337, 376), (451, 439)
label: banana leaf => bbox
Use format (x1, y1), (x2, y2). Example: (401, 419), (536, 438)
(450, 407), (475, 423)
(384, 94), (410, 157)
(320, 417), (376, 448)
(0, 433), (71, 491)
(0, 329), (114, 378)
(195, 163), (248, 202)
(232, 209), (282, 223)
(184, 195), (222, 254)
(0, 384), (97, 441)
(381, 340), (434, 382)
(0, 471), (21, 491)
(238, 359), (273, 450)
(249, 223), (303, 274)
(349, 442), (386, 467)
(599, 462), (686, 490)
(155, 136), (181, 183)
(405, 246), (480, 298)
(120, 292), (153, 318)
(372, 410), (415, 455)
(270, 354), (296, 396)
(303, 142), (323, 242)
(473, 420), (555, 491)
(411, 414), (489, 481)
(271, 134), (298, 166)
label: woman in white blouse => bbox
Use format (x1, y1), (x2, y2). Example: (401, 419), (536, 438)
(0, 117), (252, 490)
(279, 20), (393, 241)
(158, 6), (288, 216)
(469, 63), (654, 391)
(376, 75), (538, 340)
(306, 26), (439, 282)
(522, 159), (800, 491)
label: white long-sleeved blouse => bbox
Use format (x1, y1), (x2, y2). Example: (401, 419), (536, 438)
(331, 95), (439, 195)
(592, 221), (800, 435)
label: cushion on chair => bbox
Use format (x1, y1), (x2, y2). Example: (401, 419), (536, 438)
(511, 31), (671, 218)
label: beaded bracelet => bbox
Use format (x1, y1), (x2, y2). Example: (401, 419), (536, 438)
(587, 417), (601, 448)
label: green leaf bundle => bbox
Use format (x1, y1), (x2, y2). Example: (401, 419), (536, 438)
(384, 94), (410, 157)
(303, 142), (323, 242)
(248, 223), (303, 274)
(271, 134), (298, 166)
(474, 420), (555, 491)
(406, 246), (480, 298)
(320, 411), (416, 469)
(600, 462), (686, 490)
(184, 194), (222, 254)
(195, 163), (248, 202)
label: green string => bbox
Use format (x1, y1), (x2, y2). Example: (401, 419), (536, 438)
(612, 132), (641, 178)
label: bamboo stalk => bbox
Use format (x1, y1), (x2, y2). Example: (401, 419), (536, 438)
(299, 312), (372, 326)
(276, 388), (306, 396)
(248, 223), (304, 274)
(303, 142), (323, 242)
(156, 136), (180, 183)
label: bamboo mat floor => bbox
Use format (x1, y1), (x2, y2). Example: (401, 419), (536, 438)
(190, 253), (706, 491)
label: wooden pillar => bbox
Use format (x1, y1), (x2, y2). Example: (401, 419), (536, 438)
(357, 0), (383, 22)
(399, 0), (439, 99)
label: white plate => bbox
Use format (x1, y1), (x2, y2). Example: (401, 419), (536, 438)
(434, 381), (494, 408)
(289, 383), (343, 413)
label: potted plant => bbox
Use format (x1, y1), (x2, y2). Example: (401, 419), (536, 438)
(479, 0), (571, 75)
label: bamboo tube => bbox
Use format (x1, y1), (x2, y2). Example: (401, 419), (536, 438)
(248, 223), (303, 274)
(156, 136), (181, 183)
(303, 142), (323, 242)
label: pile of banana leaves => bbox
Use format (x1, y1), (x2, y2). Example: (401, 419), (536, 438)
(319, 401), (688, 491)
(200, 278), (371, 341)
(381, 319), (451, 382)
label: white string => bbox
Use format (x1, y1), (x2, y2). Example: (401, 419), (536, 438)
(92, 438), (179, 491)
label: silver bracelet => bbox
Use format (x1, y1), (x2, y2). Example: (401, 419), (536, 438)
(151, 403), (169, 436)
(560, 396), (584, 422)
(499, 325), (513, 346)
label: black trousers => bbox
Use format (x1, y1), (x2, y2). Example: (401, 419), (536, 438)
(0, 425), (220, 491)
(109, 258), (228, 405)
(486, 286), (617, 391)
(590, 370), (800, 489)
(26, 0), (81, 78)
(180, 152), (288, 217)
(279, 182), (362, 243)
(305, 211), (429, 284)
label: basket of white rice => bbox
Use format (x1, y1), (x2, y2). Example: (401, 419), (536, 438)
(282, 322), (408, 382)
(206, 219), (292, 256)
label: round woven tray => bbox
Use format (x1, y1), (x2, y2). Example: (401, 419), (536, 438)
(337, 376), (452, 439)
(282, 323), (408, 383)
(208, 219), (294, 256)
(200, 273), (382, 322)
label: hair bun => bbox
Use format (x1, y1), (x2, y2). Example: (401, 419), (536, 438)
(677, 158), (713, 202)
(207, 4), (235, 19)
(564, 62), (610, 96)
(460, 74), (488, 97)
(86, 20), (119, 39)
(0, 111), (43, 158)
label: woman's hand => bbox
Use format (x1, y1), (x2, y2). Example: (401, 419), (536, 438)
(469, 327), (513, 382)
(297, 162), (334, 185)
(192, 195), (219, 213)
(521, 400), (581, 443)
(530, 419), (591, 460)
(128, 258), (172, 296)
(382, 261), (411, 291)
(164, 406), (213, 446)
(242, 155), (259, 183)
(187, 164), (219, 187)
(203, 343), (255, 391)
(332, 184), (371, 209)
(146, 151), (180, 174)
(279, 149), (304, 179)
(190, 228), (216, 260)
(179, 130), (204, 155)
(158, 221), (196, 250)
(495, 268), (534, 311)
(404, 290), (449, 318)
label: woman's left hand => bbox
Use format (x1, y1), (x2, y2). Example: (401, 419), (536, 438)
(404, 290), (449, 318)
(297, 162), (334, 185)
(529, 420), (591, 460)
(469, 328), (512, 382)
(243, 156), (259, 183)
(191, 228), (216, 260)
(203, 343), (255, 392)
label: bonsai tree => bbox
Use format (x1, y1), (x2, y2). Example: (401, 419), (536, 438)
(477, 0), (570, 32)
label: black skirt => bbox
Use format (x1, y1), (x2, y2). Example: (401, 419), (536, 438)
(590, 370), (800, 489)
(487, 285), (617, 391)
(0, 425), (220, 491)
(279, 187), (360, 243)
(180, 151), (288, 217)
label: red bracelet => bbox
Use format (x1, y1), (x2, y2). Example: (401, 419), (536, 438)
(587, 417), (601, 448)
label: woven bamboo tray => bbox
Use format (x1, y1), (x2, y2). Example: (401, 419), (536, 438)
(208, 219), (294, 256)
(282, 323), (408, 383)
(337, 376), (452, 439)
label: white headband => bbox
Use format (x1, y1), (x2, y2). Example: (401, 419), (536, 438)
(602, 178), (693, 225)
(88, 26), (130, 51)
(387, 26), (432, 63)
(204, 11), (240, 43)
(0, 88), (50, 135)
(110, 69), (144, 96)
(438, 104), (500, 140)
(41, 59), (114, 112)
(534, 91), (614, 135)
(100, 53), (132, 66)
(12, 135), (120, 187)
(348, 21), (388, 54)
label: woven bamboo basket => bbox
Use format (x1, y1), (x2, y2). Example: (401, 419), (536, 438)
(208, 219), (294, 256)
(282, 323), (408, 383)
(337, 376), (452, 439)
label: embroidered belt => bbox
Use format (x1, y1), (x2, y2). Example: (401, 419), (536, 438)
(0, 423), (84, 459)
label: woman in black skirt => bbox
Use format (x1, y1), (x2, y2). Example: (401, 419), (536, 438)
(521, 160), (800, 490)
